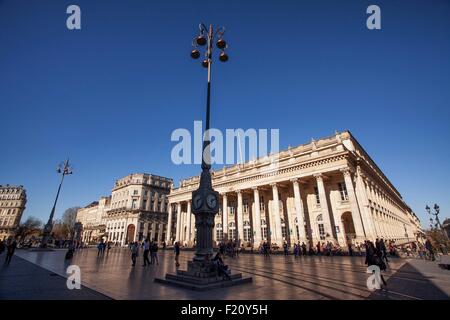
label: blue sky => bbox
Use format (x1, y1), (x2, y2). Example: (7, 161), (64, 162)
(0, 0), (449, 228)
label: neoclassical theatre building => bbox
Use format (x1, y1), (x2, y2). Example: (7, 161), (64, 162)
(0, 185), (27, 240)
(167, 131), (422, 249)
(76, 173), (173, 245)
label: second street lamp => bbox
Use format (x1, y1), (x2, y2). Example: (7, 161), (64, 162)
(40, 159), (73, 248)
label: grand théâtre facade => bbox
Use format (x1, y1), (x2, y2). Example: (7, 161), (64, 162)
(166, 131), (422, 249)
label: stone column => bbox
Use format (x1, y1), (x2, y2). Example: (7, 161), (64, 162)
(166, 204), (173, 244)
(158, 222), (164, 244)
(160, 195), (166, 213)
(190, 213), (196, 245)
(222, 193), (228, 241)
(291, 179), (306, 243)
(186, 200), (192, 245)
(355, 172), (376, 241)
(314, 174), (334, 241)
(252, 187), (262, 248)
(236, 190), (244, 244)
(271, 183), (283, 244)
(341, 168), (366, 241)
(175, 203), (182, 242)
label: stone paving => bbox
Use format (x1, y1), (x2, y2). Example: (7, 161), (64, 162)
(0, 254), (109, 300)
(3, 248), (449, 300)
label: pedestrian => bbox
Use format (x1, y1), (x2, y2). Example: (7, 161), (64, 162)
(348, 243), (353, 256)
(151, 241), (159, 265)
(316, 241), (321, 255)
(368, 242), (388, 289)
(283, 242), (289, 256)
(380, 238), (389, 262)
(0, 239), (5, 255)
(142, 238), (151, 266)
(130, 241), (139, 267)
(97, 239), (104, 257)
(174, 241), (180, 267)
(4, 239), (17, 265)
(301, 242), (307, 256)
(425, 238), (434, 261)
(212, 252), (231, 280)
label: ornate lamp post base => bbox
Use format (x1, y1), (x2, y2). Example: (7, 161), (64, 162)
(155, 269), (252, 291)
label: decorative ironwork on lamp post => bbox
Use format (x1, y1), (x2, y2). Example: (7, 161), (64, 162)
(426, 203), (448, 240)
(189, 23), (229, 262)
(40, 159), (73, 248)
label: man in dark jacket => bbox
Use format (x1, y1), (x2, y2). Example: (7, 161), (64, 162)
(4, 239), (17, 265)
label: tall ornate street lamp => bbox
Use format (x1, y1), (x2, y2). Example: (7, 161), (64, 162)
(426, 204), (448, 240)
(156, 24), (250, 289)
(40, 159), (73, 248)
(189, 23), (227, 262)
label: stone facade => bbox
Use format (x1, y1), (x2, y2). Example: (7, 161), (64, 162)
(168, 131), (423, 249)
(76, 197), (110, 243)
(0, 185), (27, 240)
(76, 173), (173, 246)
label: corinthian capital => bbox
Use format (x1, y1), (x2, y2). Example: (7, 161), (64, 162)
(313, 173), (323, 181)
(340, 167), (352, 177)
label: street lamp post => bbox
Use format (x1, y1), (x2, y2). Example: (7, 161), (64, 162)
(189, 23), (228, 262)
(156, 24), (251, 289)
(40, 159), (73, 248)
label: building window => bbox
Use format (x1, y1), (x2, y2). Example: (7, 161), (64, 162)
(243, 199), (249, 214)
(314, 187), (320, 204)
(133, 190), (138, 195)
(243, 221), (251, 242)
(229, 222), (236, 240)
(229, 202), (236, 215)
(281, 218), (287, 239)
(216, 223), (223, 242)
(132, 199), (137, 209)
(261, 219), (267, 240)
(259, 196), (265, 212)
(318, 224), (325, 240)
(338, 182), (349, 201)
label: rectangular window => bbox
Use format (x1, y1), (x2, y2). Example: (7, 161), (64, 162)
(314, 187), (321, 204)
(318, 223), (325, 240)
(132, 199), (137, 209)
(133, 190), (138, 195)
(260, 196), (265, 212)
(243, 199), (249, 214)
(338, 182), (349, 201)
(216, 228), (223, 242)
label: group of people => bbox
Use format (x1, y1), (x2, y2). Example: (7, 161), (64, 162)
(128, 238), (160, 267)
(0, 238), (17, 265)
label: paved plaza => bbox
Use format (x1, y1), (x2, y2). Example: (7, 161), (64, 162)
(1, 248), (449, 300)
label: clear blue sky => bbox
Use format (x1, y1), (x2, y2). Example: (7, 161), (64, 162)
(1, 0), (449, 228)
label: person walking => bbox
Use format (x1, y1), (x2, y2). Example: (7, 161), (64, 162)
(0, 239), (5, 255)
(301, 242), (307, 256)
(283, 242), (289, 257)
(97, 239), (105, 257)
(380, 238), (389, 263)
(348, 243), (353, 256)
(130, 241), (139, 267)
(151, 241), (159, 265)
(425, 238), (435, 261)
(174, 241), (180, 267)
(4, 239), (17, 265)
(142, 239), (151, 266)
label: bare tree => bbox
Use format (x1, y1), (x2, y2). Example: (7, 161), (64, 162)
(16, 216), (43, 240)
(59, 207), (80, 239)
